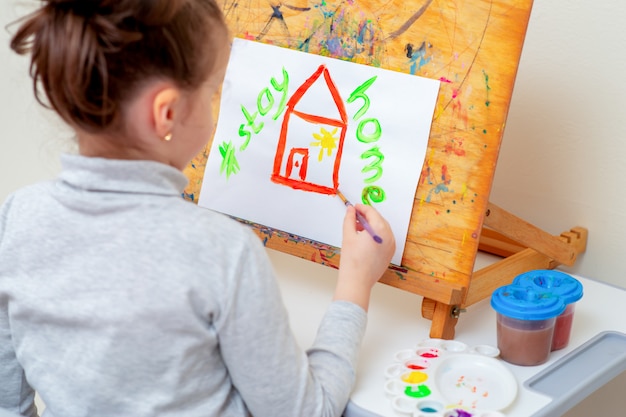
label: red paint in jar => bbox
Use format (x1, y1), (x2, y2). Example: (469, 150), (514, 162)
(551, 304), (575, 351)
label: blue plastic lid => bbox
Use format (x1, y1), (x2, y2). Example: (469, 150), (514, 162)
(513, 270), (583, 304)
(491, 284), (566, 321)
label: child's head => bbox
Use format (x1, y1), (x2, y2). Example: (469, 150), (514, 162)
(10, 0), (229, 168)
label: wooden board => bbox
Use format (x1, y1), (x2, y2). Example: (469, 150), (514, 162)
(183, 0), (534, 306)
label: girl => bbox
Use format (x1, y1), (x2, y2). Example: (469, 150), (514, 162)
(0, 1), (396, 417)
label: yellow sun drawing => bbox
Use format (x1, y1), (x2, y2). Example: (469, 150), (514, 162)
(310, 127), (339, 161)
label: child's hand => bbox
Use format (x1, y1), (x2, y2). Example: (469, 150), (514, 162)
(334, 204), (396, 311)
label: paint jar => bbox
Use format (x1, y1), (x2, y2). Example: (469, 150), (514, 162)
(491, 285), (565, 366)
(513, 270), (583, 351)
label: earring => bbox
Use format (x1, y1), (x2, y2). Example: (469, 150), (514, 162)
(164, 133), (173, 141)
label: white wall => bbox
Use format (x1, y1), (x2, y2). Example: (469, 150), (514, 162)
(0, 3), (70, 196)
(490, 1), (626, 288)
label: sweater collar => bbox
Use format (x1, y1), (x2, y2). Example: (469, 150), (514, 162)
(58, 154), (189, 196)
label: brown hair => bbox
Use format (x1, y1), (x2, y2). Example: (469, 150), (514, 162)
(10, 0), (227, 134)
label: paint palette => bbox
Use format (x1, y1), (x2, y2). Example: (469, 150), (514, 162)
(384, 339), (517, 417)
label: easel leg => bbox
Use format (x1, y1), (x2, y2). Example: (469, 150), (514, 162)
(421, 298), (458, 339)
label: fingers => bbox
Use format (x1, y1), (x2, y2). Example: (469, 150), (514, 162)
(352, 203), (381, 225)
(353, 204), (394, 242)
(341, 203), (396, 258)
(342, 204), (358, 236)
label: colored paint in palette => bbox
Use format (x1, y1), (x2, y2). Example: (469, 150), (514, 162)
(384, 339), (516, 417)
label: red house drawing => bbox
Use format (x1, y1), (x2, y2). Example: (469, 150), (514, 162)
(271, 65), (348, 195)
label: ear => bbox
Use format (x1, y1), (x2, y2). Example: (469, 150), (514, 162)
(152, 87), (181, 140)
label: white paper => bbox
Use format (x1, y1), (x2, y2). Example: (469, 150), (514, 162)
(199, 38), (440, 265)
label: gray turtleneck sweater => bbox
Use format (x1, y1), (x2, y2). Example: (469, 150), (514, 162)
(0, 154), (366, 417)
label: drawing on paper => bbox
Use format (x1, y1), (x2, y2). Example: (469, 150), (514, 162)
(199, 38), (440, 265)
(272, 64), (347, 195)
(220, 61), (390, 204)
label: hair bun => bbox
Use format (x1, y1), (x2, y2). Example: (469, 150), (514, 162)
(11, 0), (226, 133)
(46, 0), (188, 26)
(46, 0), (102, 17)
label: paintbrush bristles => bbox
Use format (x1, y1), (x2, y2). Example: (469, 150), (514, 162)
(336, 190), (349, 205)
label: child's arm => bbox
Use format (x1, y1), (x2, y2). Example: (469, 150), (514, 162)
(0, 196), (38, 417)
(333, 204), (396, 311)
(217, 209), (394, 417)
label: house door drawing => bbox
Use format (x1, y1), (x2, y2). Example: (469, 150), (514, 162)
(271, 65), (348, 195)
(285, 148), (309, 181)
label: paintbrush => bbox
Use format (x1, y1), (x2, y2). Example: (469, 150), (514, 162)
(336, 189), (383, 244)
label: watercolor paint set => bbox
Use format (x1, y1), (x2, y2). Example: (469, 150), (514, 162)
(384, 339), (516, 417)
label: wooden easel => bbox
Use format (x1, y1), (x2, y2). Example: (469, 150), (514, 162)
(183, 0), (587, 339)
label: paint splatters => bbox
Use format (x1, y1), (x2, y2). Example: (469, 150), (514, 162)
(430, 183), (450, 199)
(242, 31), (256, 41)
(181, 192), (195, 202)
(482, 69), (491, 107)
(309, 247), (339, 269)
(444, 139), (466, 157)
(451, 100), (469, 129)
(236, 218), (341, 263)
(407, 41), (432, 75)
(386, 0), (434, 40)
(318, 248), (339, 267)
(439, 77), (453, 84)
(460, 184), (468, 201)
(271, 4), (284, 20)
(301, 3), (385, 64)
(429, 172), (450, 189)
(257, 4), (291, 42)
(394, 271), (407, 280)
(433, 102), (445, 120)
(405, 43), (415, 58)
(441, 164), (451, 184)
(421, 163), (454, 204)
(420, 165), (431, 186)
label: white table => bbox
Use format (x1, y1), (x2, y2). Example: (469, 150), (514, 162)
(268, 249), (626, 417)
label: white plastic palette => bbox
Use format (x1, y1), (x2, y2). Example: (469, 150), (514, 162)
(384, 339), (517, 417)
